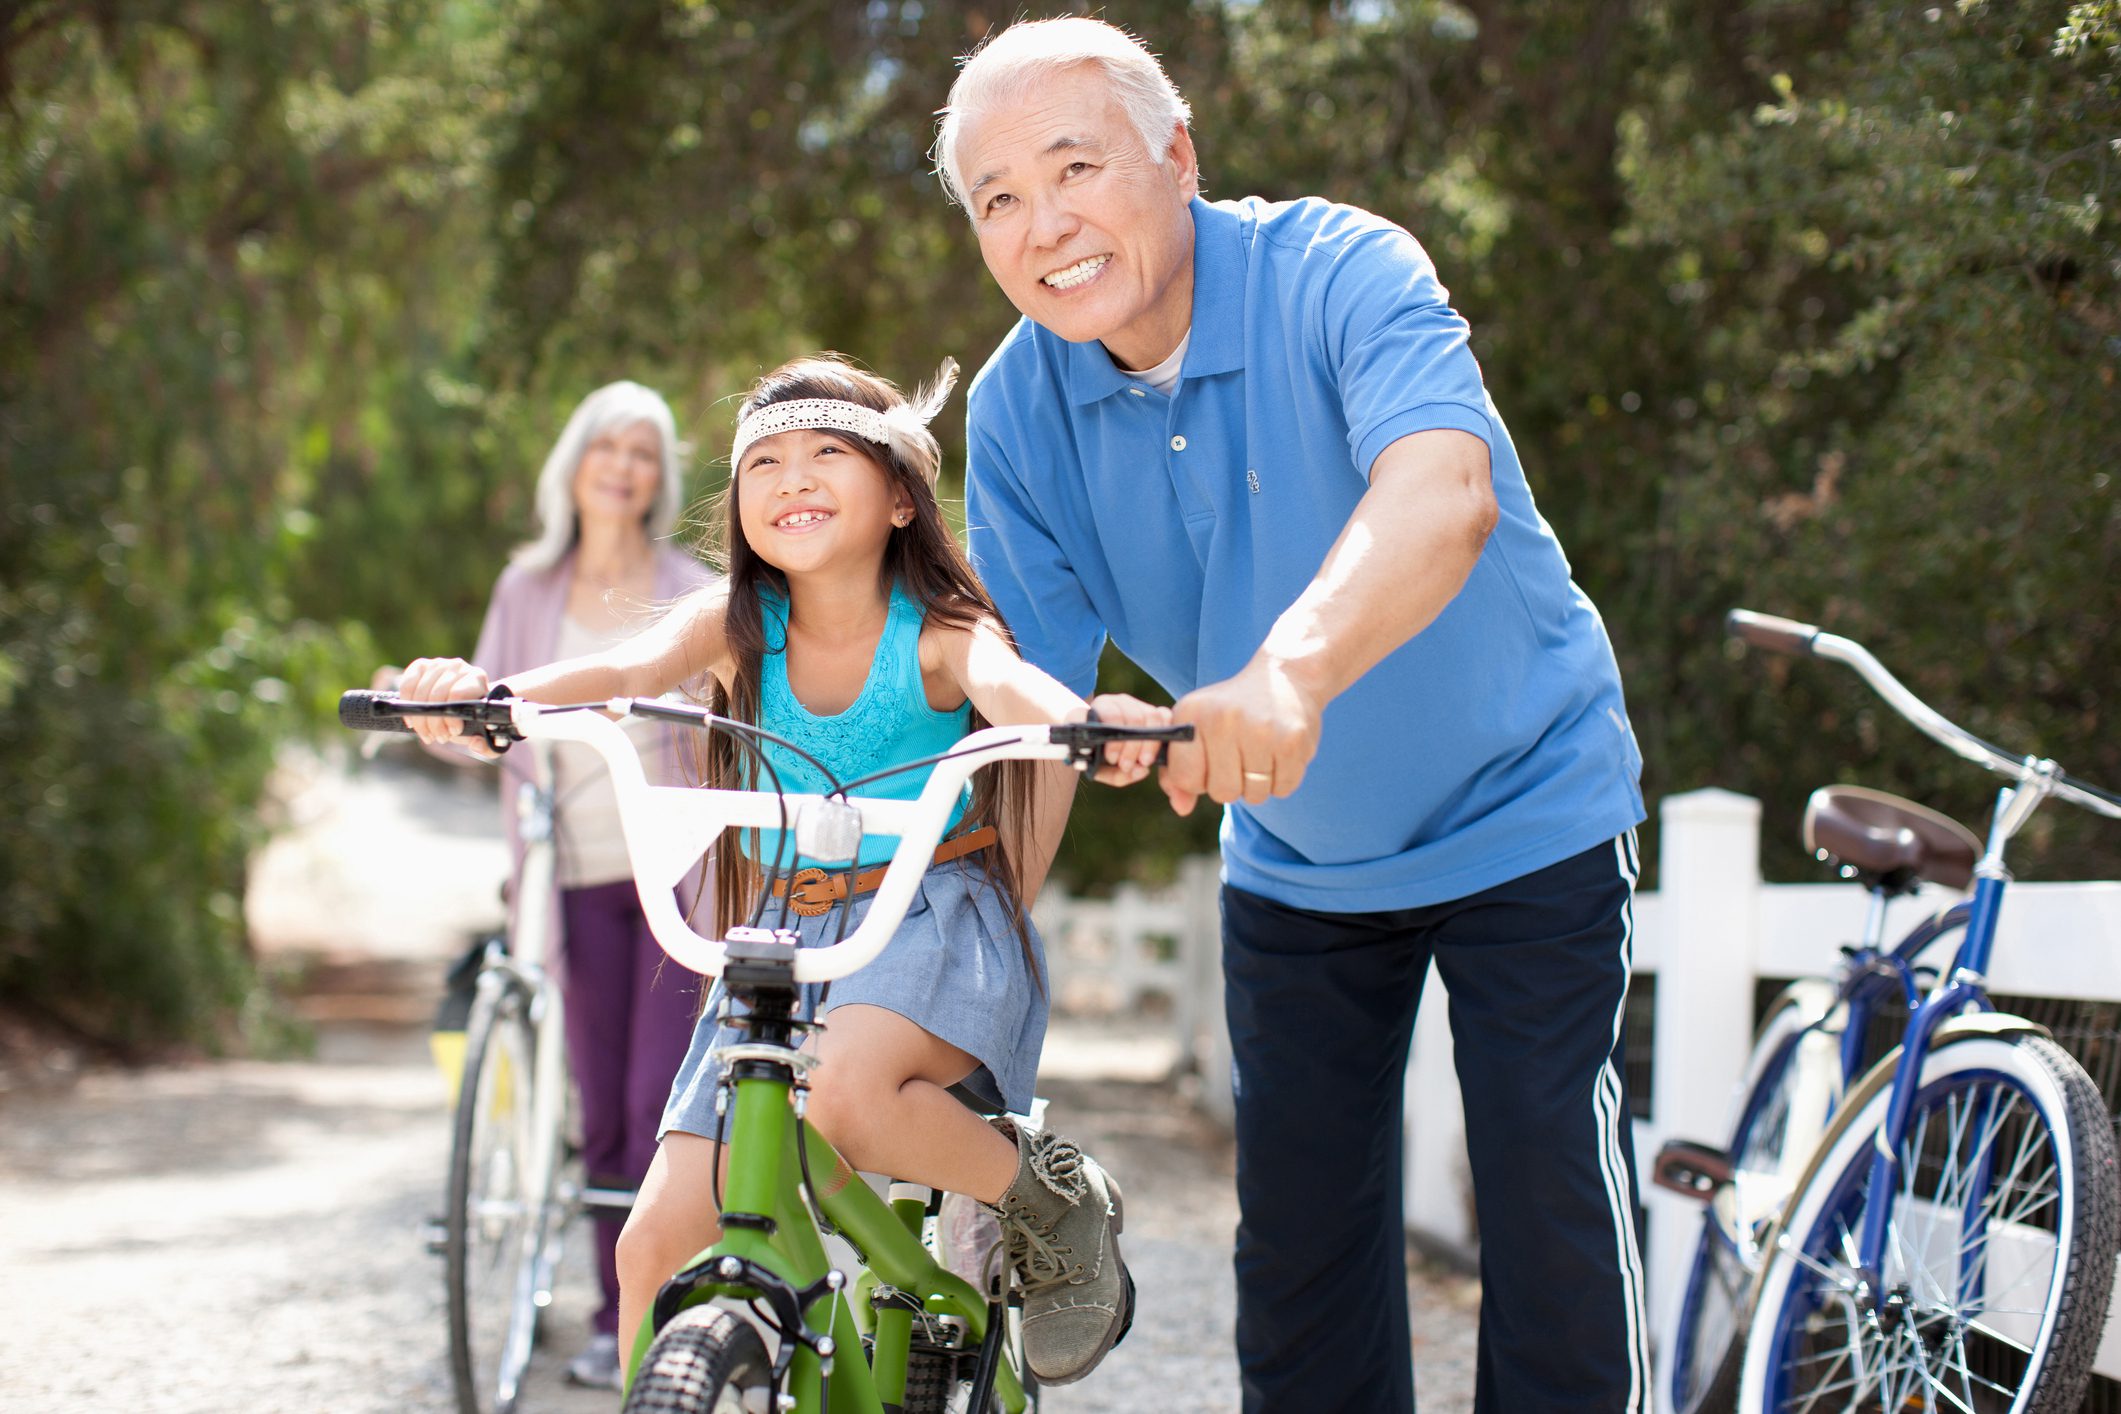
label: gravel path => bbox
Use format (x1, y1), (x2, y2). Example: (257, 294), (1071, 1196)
(0, 1023), (611, 1414)
(0, 1025), (1478, 1413)
(1034, 1070), (1482, 1414)
(0, 746), (1481, 1412)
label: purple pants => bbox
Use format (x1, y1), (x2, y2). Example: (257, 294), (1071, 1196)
(559, 881), (701, 1334)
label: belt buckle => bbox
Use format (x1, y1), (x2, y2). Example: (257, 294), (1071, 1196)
(787, 866), (835, 918)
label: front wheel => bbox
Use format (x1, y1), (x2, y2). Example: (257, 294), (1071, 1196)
(444, 982), (559, 1414)
(1738, 1031), (2119, 1414)
(623, 1307), (774, 1413)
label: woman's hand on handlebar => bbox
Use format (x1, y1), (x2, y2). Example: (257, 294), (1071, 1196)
(1081, 693), (1172, 786)
(396, 657), (499, 756)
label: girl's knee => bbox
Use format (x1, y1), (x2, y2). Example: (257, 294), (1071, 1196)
(802, 1073), (891, 1166)
(616, 1212), (670, 1285)
(618, 1194), (719, 1290)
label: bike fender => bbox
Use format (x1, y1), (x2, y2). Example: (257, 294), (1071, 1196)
(1933, 1011), (2051, 1043)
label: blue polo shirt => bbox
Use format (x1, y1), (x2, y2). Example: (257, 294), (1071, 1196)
(965, 195), (1644, 911)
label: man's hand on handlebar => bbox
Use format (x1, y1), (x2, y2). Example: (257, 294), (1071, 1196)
(1162, 656), (1324, 816)
(1079, 693), (1174, 786)
(395, 656), (500, 757)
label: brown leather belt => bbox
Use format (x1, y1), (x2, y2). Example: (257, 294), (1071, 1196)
(769, 825), (998, 917)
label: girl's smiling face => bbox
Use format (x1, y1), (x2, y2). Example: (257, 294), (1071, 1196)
(736, 428), (912, 579)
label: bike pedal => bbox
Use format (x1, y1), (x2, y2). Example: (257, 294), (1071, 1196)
(421, 1216), (448, 1255)
(1651, 1139), (1733, 1201)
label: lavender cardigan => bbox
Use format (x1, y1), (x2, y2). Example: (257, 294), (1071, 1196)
(471, 545), (719, 947)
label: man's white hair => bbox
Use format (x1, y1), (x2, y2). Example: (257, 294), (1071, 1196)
(932, 17), (1193, 212)
(513, 380), (688, 572)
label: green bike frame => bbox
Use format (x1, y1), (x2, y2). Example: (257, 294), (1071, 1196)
(623, 998), (1029, 1413)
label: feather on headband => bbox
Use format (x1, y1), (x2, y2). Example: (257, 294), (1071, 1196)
(731, 358), (961, 485)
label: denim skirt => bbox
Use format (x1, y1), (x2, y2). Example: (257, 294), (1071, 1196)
(658, 857), (1048, 1140)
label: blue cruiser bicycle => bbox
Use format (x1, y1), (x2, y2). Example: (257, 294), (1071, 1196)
(1657, 610), (2121, 1414)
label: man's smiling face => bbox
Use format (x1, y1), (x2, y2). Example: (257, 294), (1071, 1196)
(957, 63), (1200, 371)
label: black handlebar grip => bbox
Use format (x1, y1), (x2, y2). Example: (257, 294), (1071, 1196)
(1057, 718), (1196, 770)
(338, 690), (413, 734)
(1726, 609), (1821, 657)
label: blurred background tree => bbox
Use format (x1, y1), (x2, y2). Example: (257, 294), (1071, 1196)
(4, 0), (2114, 1052)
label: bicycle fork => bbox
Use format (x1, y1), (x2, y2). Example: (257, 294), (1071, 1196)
(1851, 867), (2013, 1296)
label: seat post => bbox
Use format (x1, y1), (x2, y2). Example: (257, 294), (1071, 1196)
(1860, 886), (1890, 953)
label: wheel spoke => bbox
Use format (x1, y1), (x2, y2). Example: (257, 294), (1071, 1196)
(1902, 1325), (1977, 1414)
(1766, 1047), (2105, 1414)
(1784, 1244), (1846, 1291)
(1777, 1278), (1875, 1414)
(1933, 1333), (2025, 1400)
(1871, 1072), (2066, 1361)
(1783, 1343), (1868, 1413)
(1946, 1100), (2062, 1324)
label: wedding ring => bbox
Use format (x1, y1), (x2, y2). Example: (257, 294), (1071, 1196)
(1242, 771), (1272, 783)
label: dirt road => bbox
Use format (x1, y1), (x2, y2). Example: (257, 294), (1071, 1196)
(0, 1020), (1476, 1414)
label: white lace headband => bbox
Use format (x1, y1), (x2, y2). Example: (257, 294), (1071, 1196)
(731, 358), (960, 485)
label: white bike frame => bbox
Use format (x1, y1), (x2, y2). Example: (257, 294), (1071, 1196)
(506, 700), (1076, 980)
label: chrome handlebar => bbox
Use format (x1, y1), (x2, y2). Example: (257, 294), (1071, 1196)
(1726, 609), (2121, 821)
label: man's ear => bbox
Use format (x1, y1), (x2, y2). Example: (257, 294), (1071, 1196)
(1168, 122), (1200, 200)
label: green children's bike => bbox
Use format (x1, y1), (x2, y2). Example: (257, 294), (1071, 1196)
(342, 687), (1186, 1414)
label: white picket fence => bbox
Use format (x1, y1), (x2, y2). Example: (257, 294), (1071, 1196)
(1034, 854), (1230, 1106)
(1030, 788), (2121, 1403)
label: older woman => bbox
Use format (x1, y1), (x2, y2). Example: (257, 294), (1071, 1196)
(409, 380), (714, 1388)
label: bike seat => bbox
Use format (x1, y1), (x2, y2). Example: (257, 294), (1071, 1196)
(947, 1081), (1006, 1117)
(1804, 785), (1980, 893)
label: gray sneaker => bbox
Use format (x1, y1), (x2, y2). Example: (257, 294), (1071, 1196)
(565, 1331), (623, 1391)
(983, 1119), (1135, 1385)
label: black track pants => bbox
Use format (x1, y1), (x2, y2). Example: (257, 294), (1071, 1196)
(1223, 834), (1651, 1414)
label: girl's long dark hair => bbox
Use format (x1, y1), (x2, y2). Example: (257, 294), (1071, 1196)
(699, 353), (1043, 983)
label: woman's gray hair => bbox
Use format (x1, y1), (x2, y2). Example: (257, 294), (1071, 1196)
(512, 380), (688, 572)
(932, 18), (1193, 213)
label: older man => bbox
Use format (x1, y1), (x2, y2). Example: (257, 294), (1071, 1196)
(937, 18), (1650, 1414)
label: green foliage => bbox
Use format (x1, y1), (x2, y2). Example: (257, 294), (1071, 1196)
(2, 2), (505, 1048)
(5, 0), (2117, 1049)
(1621, 0), (2121, 877)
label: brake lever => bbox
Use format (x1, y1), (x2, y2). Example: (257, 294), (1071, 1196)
(477, 684), (522, 754)
(1049, 712), (1191, 771)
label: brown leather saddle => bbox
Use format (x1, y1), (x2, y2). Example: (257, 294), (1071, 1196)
(1803, 785), (1981, 894)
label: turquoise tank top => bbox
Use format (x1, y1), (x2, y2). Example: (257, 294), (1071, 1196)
(744, 583), (973, 869)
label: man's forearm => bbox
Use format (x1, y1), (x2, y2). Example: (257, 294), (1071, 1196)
(1257, 428), (1496, 704)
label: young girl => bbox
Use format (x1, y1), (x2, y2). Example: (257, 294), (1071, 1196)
(395, 353), (1166, 1388)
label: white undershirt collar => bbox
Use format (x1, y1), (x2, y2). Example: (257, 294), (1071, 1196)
(1117, 330), (1191, 397)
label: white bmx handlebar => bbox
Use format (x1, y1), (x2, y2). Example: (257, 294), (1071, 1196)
(509, 700), (1072, 982)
